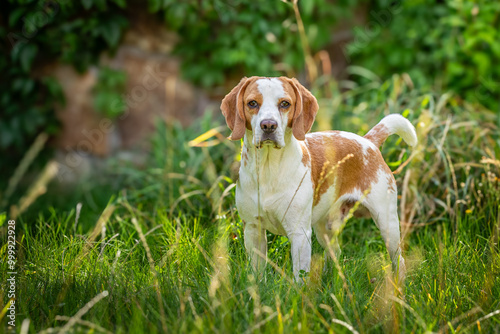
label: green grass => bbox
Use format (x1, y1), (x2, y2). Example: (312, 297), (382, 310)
(1, 76), (500, 333)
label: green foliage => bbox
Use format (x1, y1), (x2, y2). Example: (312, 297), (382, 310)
(148, 0), (363, 87)
(348, 0), (500, 112)
(3, 0), (128, 72)
(93, 67), (127, 118)
(0, 0), (129, 179)
(0, 60), (63, 180)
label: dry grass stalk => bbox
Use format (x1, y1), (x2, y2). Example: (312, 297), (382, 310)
(1, 132), (48, 209)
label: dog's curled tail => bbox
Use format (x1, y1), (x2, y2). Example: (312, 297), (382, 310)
(364, 114), (417, 148)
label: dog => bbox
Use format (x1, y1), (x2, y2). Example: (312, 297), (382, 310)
(221, 76), (417, 282)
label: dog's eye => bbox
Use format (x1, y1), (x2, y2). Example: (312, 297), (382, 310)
(247, 100), (258, 108)
(280, 101), (291, 108)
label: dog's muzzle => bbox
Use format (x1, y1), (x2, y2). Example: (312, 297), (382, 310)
(257, 119), (281, 149)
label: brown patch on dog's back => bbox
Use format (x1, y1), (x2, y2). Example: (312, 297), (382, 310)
(305, 132), (394, 206)
(305, 134), (333, 204)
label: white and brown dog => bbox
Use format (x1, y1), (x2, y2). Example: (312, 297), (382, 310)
(221, 76), (417, 282)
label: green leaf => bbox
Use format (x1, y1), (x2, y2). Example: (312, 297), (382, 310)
(9, 7), (27, 27)
(112, 0), (126, 8)
(19, 43), (38, 72)
(82, 0), (93, 10)
(301, 0), (315, 17)
(387, 159), (402, 167)
(421, 96), (429, 108)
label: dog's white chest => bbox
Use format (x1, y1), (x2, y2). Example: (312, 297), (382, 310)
(236, 173), (289, 235)
(235, 148), (313, 235)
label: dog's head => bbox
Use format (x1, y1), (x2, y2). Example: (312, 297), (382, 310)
(221, 76), (319, 148)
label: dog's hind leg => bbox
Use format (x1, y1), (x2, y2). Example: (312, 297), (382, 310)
(319, 198), (360, 260)
(364, 174), (406, 283)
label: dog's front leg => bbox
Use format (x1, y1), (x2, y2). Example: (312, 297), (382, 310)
(287, 228), (312, 283)
(244, 222), (267, 277)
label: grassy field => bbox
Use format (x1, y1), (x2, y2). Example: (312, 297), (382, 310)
(1, 75), (500, 333)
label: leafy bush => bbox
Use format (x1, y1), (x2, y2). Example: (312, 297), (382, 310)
(149, 0), (363, 87)
(348, 0), (500, 112)
(0, 0), (129, 181)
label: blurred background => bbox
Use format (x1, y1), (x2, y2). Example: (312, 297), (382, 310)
(0, 0), (499, 223)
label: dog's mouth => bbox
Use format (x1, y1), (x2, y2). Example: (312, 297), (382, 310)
(256, 139), (282, 149)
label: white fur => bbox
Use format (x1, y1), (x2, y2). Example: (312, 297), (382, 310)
(379, 114), (418, 147)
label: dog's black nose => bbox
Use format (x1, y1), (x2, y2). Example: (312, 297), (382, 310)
(260, 119), (278, 133)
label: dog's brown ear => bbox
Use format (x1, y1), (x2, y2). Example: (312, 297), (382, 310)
(221, 77), (250, 141)
(288, 78), (319, 141)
